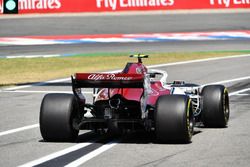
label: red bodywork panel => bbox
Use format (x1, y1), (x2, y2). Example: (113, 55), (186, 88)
(95, 88), (144, 102)
(95, 81), (171, 106)
(147, 81), (171, 106)
(74, 62), (171, 106)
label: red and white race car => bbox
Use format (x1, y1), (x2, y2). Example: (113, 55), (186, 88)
(40, 54), (230, 143)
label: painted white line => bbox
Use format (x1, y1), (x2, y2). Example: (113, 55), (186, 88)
(18, 142), (94, 167)
(1, 90), (92, 94)
(0, 124), (39, 137)
(2, 53), (250, 91)
(1, 90), (72, 94)
(148, 54), (250, 68)
(3, 78), (71, 91)
(229, 88), (250, 96)
(206, 76), (250, 85)
(65, 140), (119, 167)
(205, 76), (250, 85)
(233, 94), (250, 96)
(4, 54), (61, 59)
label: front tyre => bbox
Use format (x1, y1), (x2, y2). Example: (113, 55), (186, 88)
(40, 93), (79, 142)
(155, 95), (194, 143)
(201, 85), (230, 128)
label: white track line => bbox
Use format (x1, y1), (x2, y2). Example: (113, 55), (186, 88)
(229, 88), (250, 96)
(18, 142), (94, 167)
(65, 140), (119, 167)
(2, 54), (61, 59)
(233, 94), (250, 96)
(0, 90), (72, 94)
(0, 90), (92, 94)
(205, 76), (250, 86)
(147, 54), (250, 68)
(3, 78), (71, 91)
(0, 124), (39, 137)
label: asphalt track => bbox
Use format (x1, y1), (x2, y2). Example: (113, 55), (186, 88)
(0, 11), (250, 167)
(1, 40), (250, 56)
(1, 12), (250, 36)
(1, 12), (250, 56)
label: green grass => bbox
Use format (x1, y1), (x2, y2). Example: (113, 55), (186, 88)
(0, 51), (250, 86)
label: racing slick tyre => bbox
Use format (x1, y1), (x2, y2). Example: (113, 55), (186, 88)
(40, 93), (79, 142)
(201, 85), (230, 128)
(155, 95), (194, 143)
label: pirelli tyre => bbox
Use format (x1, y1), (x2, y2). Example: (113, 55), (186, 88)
(155, 95), (194, 143)
(40, 93), (79, 142)
(201, 85), (230, 128)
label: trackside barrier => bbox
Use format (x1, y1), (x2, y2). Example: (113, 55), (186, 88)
(0, 0), (250, 14)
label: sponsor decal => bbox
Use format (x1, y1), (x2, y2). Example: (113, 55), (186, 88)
(0, 0), (3, 13)
(96, 0), (174, 10)
(210, 0), (250, 8)
(1, 0), (249, 14)
(3, 0), (18, 14)
(19, 0), (61, 10)
(88, 74), (134, 81)
(6, 0), (17, 11)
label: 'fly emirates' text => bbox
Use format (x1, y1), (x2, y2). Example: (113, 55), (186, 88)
(210, 0), (250, 7)
(96, 0), (174, 10)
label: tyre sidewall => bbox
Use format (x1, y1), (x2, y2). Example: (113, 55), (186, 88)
(201, 85), (229, 127)
(40, 93), (79, 142)
(155, 95), (193, 143)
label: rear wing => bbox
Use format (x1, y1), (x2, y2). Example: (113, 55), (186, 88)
(72, 73), (144, 88)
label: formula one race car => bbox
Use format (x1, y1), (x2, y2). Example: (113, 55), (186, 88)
(40, 54), (230, 143)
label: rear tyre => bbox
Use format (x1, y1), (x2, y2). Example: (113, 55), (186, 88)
(201, 85), (230, 128)
(155, 95), (194, 143)
(40, 93), (79, 142)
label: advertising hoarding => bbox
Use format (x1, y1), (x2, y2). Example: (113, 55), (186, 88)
(0, 0), (250, 14)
